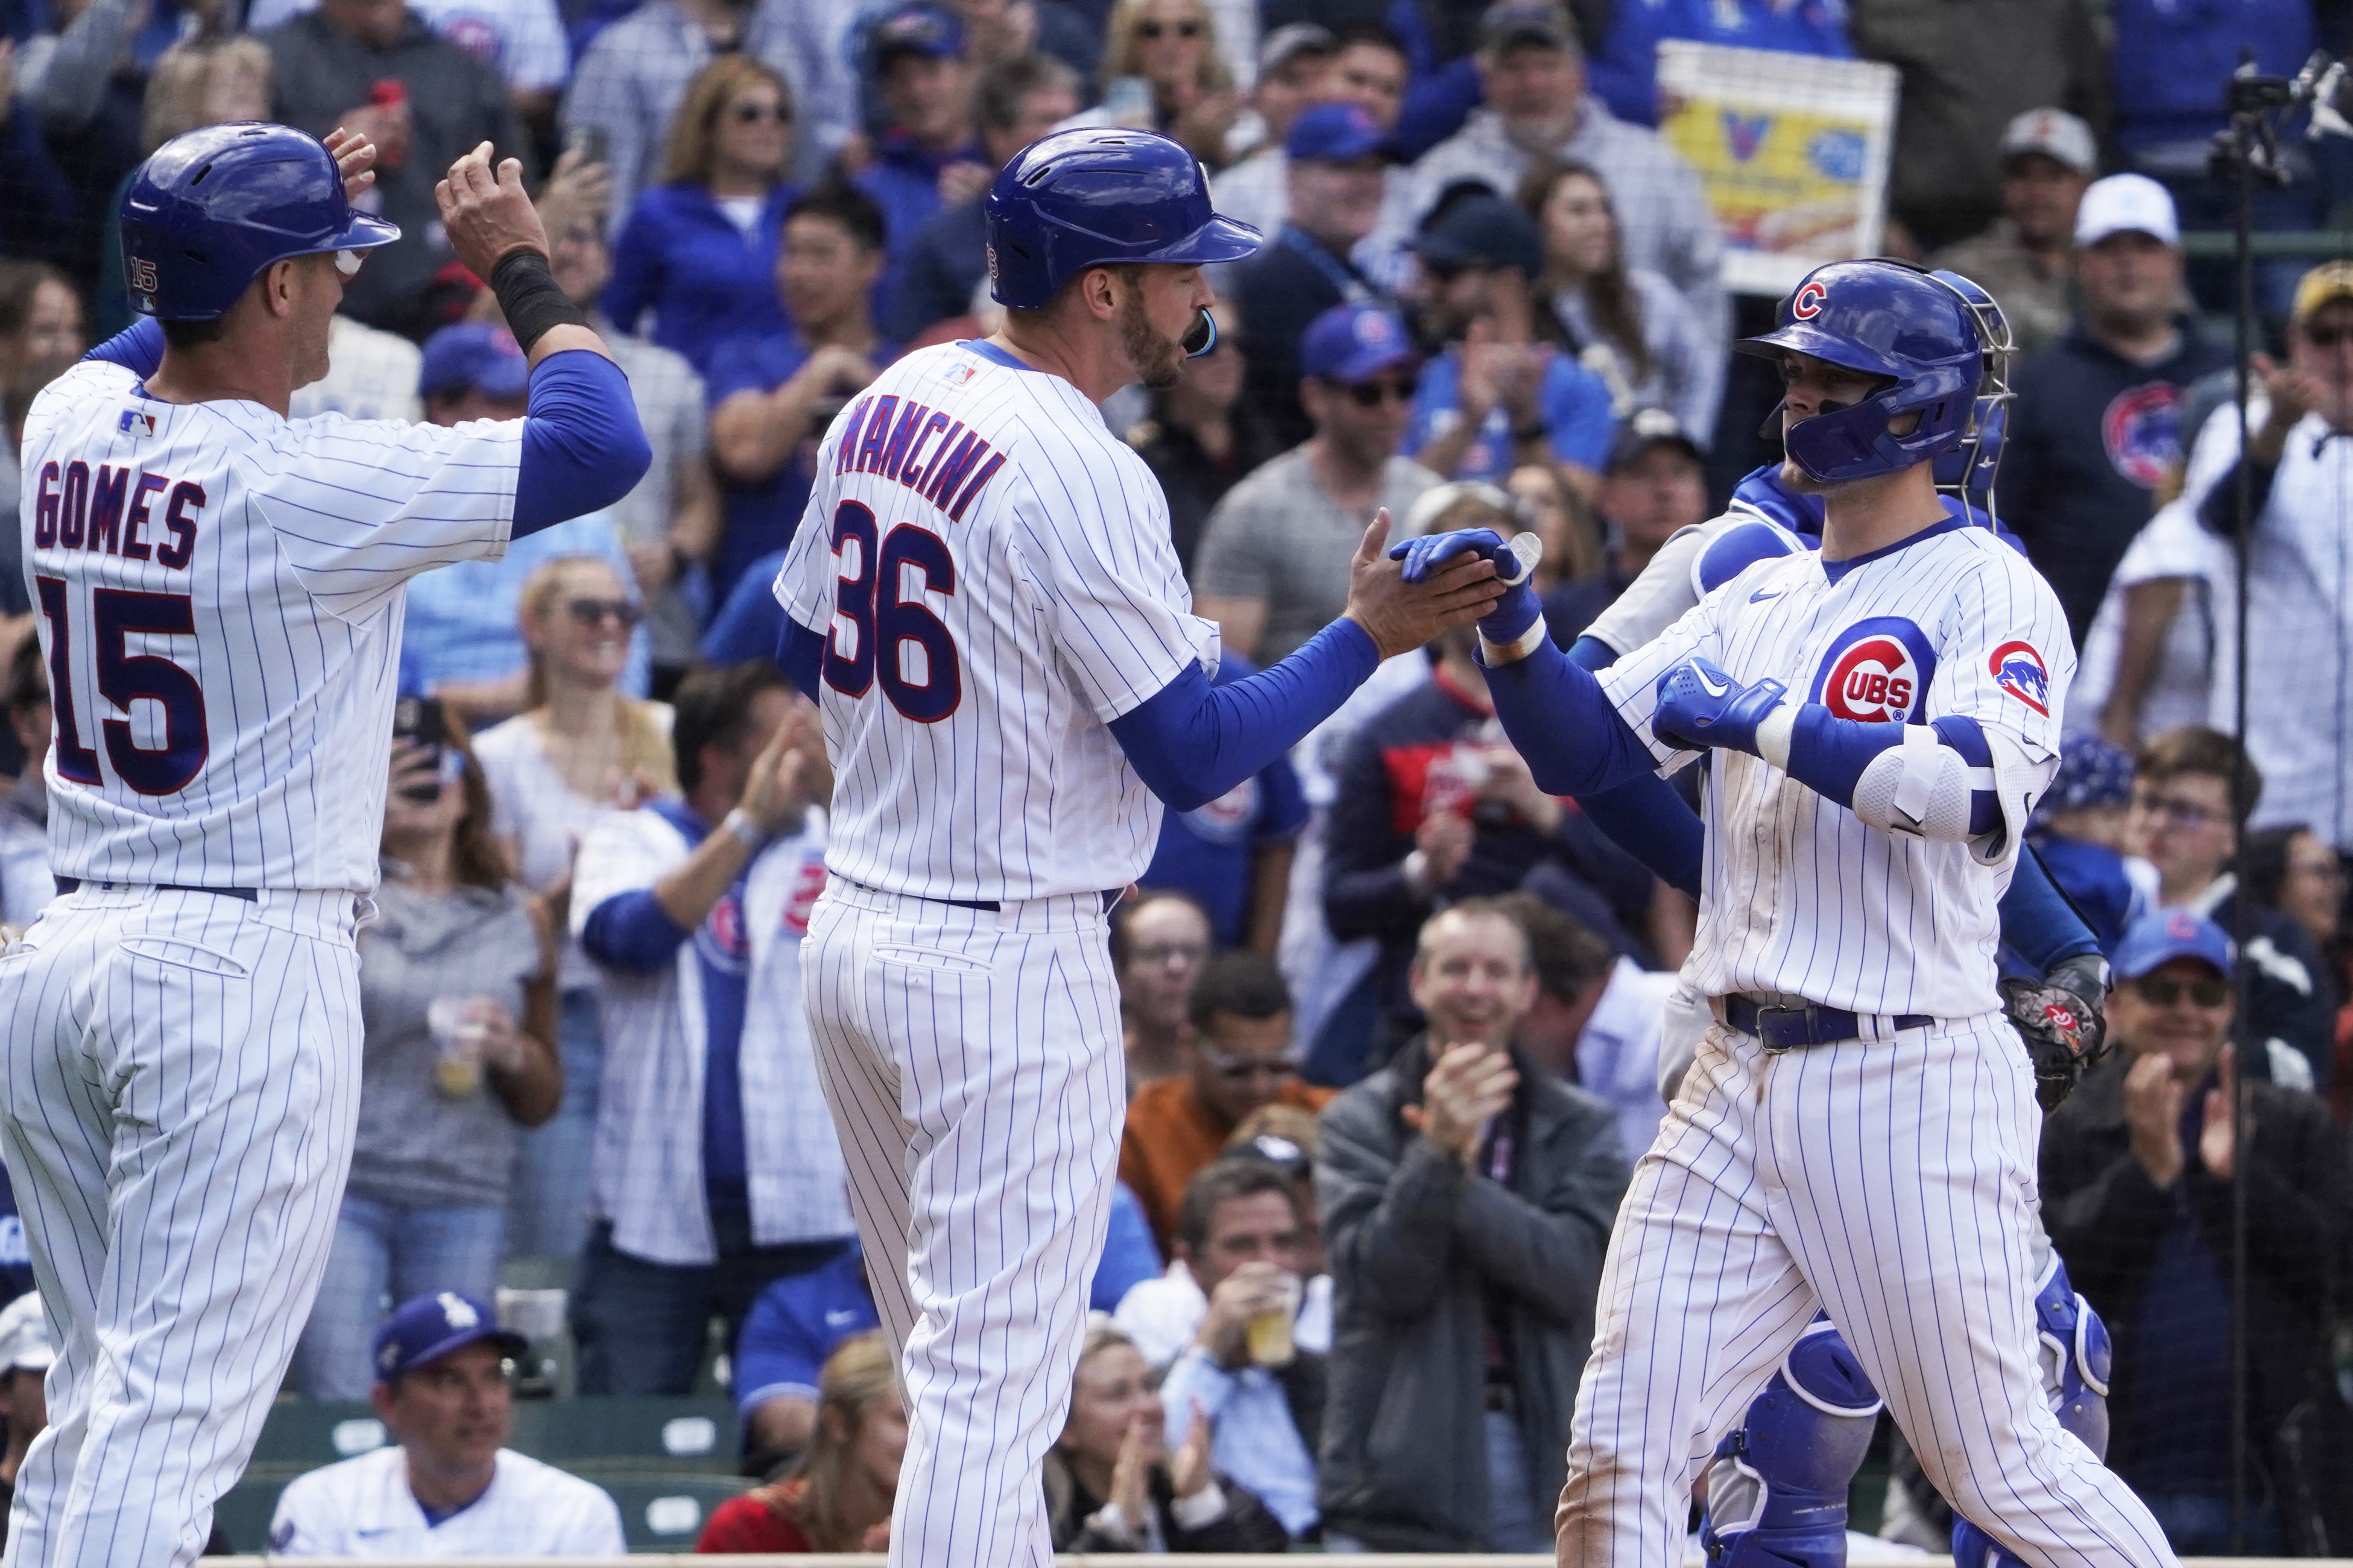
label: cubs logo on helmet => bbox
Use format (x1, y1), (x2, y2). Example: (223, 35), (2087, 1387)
(2100, 383), (2181, 491)
(1791, 280), (1827, 320)
(1989, 640), (2051, 716)
(1808, 618), (1938, 725)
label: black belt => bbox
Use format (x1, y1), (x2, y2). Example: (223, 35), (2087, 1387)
(1725, 995), (1930, 1052)
(849, 880), (1123, 915)
(55, 877), (257, 903)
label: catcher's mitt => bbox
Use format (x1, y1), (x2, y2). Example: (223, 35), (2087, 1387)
(2000, 952), (2112, 1111)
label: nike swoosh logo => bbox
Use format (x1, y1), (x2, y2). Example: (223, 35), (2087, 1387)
(1749, 588), (1782, 602)
(1692, 666), (1732, 697)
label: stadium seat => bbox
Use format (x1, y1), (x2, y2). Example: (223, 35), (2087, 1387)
(599, 1473), (754, 1552)
(505, 1394), (741, 1470)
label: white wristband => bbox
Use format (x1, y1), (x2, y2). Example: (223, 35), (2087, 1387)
(721, 807), (769, 852)
(1478, 616), (1550, 666)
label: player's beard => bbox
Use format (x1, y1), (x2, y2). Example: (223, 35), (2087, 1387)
(1120, 290), (1186, 390)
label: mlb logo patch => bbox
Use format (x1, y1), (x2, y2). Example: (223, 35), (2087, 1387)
(940, 361), (978, 388)
(119, 410), (157, 437)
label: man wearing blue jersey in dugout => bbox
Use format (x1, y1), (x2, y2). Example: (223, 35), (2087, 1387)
(1397, 259), (2175, 1568)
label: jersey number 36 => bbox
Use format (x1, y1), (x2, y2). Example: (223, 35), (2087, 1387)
(821, 501), (962, 723)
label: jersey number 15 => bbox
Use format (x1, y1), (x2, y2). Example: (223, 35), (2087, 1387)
(34, 577), (208, 796)
(821, 501), (962, 722)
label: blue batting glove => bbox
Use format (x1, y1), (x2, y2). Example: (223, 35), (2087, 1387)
(1653, 657), (1789, 755)
(1389, 527), (1544, 648)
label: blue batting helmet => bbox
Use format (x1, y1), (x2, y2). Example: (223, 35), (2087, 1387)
(1735, 259), (1983, 486)
(984, 128), (1262, 311)
(121, 122), (400, 322)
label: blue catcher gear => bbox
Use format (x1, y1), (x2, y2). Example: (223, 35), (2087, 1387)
(983, 127), (1263, 347)
(1948, 1249), (2113, 1568)
(120, 122), (399, 321)
(1926, 269), (2015, 524)
(1735, 260), (1983, 486)
(1703, 1317), (1885, 1568)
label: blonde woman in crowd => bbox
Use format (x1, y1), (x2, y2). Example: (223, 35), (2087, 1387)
(473, 556), (676, 1262)
(696, 1332), (906, 1553)
(1098, 0), (1240, 169)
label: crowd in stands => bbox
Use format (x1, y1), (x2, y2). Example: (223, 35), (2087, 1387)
(0, 0), (2348, 1555)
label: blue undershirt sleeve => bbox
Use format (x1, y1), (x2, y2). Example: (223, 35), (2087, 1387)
(1567, 634), (1617, 672)
(580, 889), (692, 972)
(1106, 619), (1380, 812)
(778, 617), (824, 703)
(1555, 634), (1704, 894)
(514, 350), (654, 538)
(1780, 709), (1999, 835)
(2000, 845), (2105, 970)
(1479, 635), (1660, 797)
(83, 318), (163, 377)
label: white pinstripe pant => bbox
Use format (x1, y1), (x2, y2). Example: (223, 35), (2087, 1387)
(801, 881), (1125, 1568)
(0, 886), (362, 1568)
(1557, 1015), (2178, 1568)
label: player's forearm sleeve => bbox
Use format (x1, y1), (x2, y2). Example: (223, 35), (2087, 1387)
(84, 317), (162, 377)
(1783, 709), (1998, 840)
(514, 350), (654, 537)
(1567, 634), (1618, 672)
(1107, 618), (1380, 813)
(1480, 636), (1660, 797)
(1570, 773), (1704, 899)
(777, 618), (824, 703)
(1999, 847), (2103, 971)
(580, 889), (691, 971)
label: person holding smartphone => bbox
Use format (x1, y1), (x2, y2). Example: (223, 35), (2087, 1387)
(289, 699), (564, 1400)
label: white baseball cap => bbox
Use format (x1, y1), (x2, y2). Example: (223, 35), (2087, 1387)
(2074, 173), (2179, 249)
(2000, 108), (2097, 178)
(0, 1293), (54, 1374)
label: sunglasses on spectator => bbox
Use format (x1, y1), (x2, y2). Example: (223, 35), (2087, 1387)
(1129, 940), (1208, 969)
(2132, 792), (2222, 828)
(565, 597), (644, 628)
(2304, 325), (2353, 349)
(1344, 374), (1418, 407)
(1138, 18), (1203, 38)
(728, 101), (789, 124)
(1195, 1040), (1304, 1084)
(2132, 973), (2232, 1009)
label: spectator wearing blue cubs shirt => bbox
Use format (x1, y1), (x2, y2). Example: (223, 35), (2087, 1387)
(1585, 0), (1852, 129)
(736, 1197), (1160, 1470)
(569, 664), (856, 1396)
(1403, 188), (1614, 495)
(2026, 732), (2141, 958)
(707, 184), (900, 609)
(1143, 653), (1312, 953)
(851, 3), (990, 318)
(601, 56), (798, 377)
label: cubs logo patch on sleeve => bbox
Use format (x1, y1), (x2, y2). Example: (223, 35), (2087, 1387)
(1989, 640), (2051, 715)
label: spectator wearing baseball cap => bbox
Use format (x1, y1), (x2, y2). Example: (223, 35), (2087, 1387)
(2040, 909), (2353, 1555)
(853, 2), (990, 314)
(1931, 108), (2099, 355)
(269, 1293), (625, 1557)
(1213, 27), (1421, 292)
(2000, 173), (2231, 646)
(1403, 189), (1615, 493)
(2026, 733), (2141, 954)
(1541, 409), (1705, 647)
(398, 324), (653, 725)
(1224, 101), (1404, 452)
(2179, 260), (2353, 856)
(1412, 0), (1726, 351)
(0, 1291), (52, 1541)
(884, 52), (1082, 344)
(1192, 303), (1441, 665)
(1212, 23), (1334, 182)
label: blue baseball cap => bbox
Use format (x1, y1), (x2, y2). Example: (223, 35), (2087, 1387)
(1407, 189), (1544, 279)
(418, 323), (528, 402)
(871, 2), (964, 68)
(1286, 101), (1396, 164)
(1300, 303), (1417, 383)
(2113, 908), (2234, 981)
(2036, 732), (2135, 821)
(371, 1291), (529, 1383)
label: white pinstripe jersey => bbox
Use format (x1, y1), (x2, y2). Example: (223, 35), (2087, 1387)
(774, 341), (1216, 904)
(20, 357), (519, 892)
(1597, 519), (2073, 1018)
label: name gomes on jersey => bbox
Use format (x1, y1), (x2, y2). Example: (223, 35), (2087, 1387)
(29, 452), (212, 797)
(1807, 617), (1939, 726)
